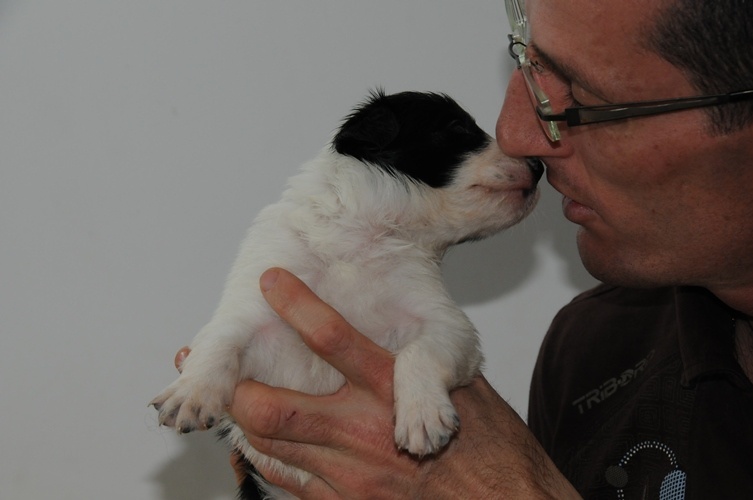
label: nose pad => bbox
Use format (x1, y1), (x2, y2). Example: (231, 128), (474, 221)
(526, 157), (545, 183)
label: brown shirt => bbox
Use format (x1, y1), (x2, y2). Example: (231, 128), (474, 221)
(528, 285), (753, 499)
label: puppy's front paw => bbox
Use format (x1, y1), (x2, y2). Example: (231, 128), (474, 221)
(394, 386), (460, 456)
(150, 375), (234, 434)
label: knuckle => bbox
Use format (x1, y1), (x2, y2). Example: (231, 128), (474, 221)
(234, 386), (288, 437)
(310, 318), (353, 357)
(249, 396), (288, 437)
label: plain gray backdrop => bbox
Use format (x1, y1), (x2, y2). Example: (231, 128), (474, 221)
(0, 1), (597, 498)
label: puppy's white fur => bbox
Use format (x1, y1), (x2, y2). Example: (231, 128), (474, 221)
(153, 140), (538, 497)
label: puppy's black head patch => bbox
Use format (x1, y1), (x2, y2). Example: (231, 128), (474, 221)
(332, 90), (490, 188)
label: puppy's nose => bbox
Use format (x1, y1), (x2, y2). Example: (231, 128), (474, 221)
(526, 157), (545, 183)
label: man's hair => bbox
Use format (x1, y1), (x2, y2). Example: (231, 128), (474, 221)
(649, 0), (753, 135)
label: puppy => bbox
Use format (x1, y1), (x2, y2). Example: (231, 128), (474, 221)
(151, 90), (543, 499)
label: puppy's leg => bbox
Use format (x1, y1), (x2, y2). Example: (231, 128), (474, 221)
(150, 245), (274, 433)
(392, 307), (482, 456)
(150, 315), (259, 433)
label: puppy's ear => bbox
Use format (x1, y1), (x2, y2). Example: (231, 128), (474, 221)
(332, 104), (400, 158)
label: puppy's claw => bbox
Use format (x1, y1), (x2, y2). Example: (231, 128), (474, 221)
(149, 395), (166, 410)
(436, 432), (452, 449)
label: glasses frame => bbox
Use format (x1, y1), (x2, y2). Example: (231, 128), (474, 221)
(505, 0), (753, 142)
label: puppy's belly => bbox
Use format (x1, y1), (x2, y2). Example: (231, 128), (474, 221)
(236, 258), (425, 397)
(243, 306), (415, 396)
(243, 321), (347, 395)
(312, 263), (425, 351)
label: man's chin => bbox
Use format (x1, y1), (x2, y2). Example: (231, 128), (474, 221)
(577, 235), (667, 290)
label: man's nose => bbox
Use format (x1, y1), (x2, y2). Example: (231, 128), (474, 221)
(496, 70), (571, 160)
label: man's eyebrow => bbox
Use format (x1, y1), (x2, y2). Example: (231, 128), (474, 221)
(529, 42), (578, 81)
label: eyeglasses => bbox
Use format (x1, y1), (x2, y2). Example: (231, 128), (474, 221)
(505, 0), (753, 142)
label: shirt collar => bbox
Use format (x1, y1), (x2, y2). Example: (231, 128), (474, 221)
(675, 286), (751, 389)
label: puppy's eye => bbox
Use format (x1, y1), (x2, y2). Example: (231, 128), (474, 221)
(447, 119), (471, 134)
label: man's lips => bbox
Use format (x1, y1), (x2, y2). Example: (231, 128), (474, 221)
(546, 174), (596, 223)
(562, 195), (596, 223)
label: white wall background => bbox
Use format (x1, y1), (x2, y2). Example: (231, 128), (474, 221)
(0, 1), (598, 498)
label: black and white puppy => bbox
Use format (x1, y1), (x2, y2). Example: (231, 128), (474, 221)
(151, 90), (543, 499)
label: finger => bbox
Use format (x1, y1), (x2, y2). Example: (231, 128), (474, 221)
(174, 346), (190, 373)
(259, 268), (394, 391)
(228, 378), (335, 444)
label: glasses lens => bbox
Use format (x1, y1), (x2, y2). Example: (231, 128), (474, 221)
(506, 0), (562, 141)
(506, 0), (527, 38)
(521, 62), (561, 141)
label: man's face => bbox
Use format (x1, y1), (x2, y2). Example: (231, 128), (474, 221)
(497, 0), (753, 296)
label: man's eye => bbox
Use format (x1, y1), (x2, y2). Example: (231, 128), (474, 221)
(530, 58), (580, 106)
(563, 88), (584, 107)
(531, 59), (546, 74)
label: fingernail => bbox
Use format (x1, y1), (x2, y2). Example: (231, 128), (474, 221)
(176, 352), (187, 371)
(260, 269), (279, 292)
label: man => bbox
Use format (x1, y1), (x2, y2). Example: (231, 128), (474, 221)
(176, 0), (753, 497)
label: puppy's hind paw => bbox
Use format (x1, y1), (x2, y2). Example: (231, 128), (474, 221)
(150, 378), (231, 434)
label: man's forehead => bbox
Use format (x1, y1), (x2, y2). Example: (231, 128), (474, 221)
(525, 0), (666, 98)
